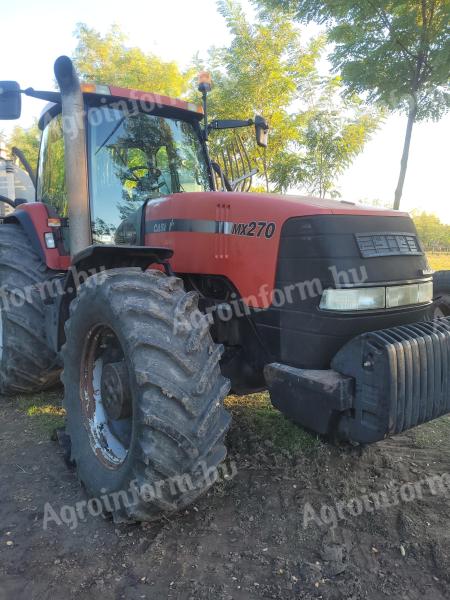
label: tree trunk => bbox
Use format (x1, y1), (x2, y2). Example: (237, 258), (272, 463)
(394, 99), (418, 210)
(263, 151), (270, 193)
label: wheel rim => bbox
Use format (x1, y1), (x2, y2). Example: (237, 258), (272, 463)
(80, 324), (132, 469)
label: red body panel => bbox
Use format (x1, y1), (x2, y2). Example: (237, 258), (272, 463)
(145, 191), (406, 308)
(14, 203), (71, 271)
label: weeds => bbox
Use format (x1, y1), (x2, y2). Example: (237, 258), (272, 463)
(225, 392), (321, 453)
(15, 391), (65, 437)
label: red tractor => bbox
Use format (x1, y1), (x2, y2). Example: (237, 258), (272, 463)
(0, 57), (449, 522)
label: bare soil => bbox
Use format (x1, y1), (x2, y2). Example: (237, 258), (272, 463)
(1, 393), (450, 600)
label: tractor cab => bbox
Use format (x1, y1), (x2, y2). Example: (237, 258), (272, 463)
(37, 86), (213, 246)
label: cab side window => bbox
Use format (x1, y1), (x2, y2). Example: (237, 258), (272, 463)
(37, 114), (68, 216)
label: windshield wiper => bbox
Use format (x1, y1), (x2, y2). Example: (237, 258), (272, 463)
(95, 116), (126, 155)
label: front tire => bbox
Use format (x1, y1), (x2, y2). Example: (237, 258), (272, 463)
(433, 270), (450, 317)
(62, 268), (231, 522)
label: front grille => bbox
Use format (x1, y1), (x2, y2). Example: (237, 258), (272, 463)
(255, 214), (433, 370)
(355, 232), (422, 258)
(332, 317), (450, 443)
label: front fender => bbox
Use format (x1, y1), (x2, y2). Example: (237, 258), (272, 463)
(56, 245), (174, 351)
(4, 203), (70, 271)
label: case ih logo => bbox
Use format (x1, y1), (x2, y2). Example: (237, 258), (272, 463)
(355, 232), (423, 258)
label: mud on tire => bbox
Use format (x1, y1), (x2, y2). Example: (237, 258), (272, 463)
(61, 268), (231, 522)
(0, 223), (60, 395)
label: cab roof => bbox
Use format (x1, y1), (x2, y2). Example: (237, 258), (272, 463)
(82, 83), (203, 117)
(38, 82), (203, 129)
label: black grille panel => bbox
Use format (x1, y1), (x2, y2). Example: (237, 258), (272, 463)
(332, 317), (450, 443)
(355, 232), (422, 258)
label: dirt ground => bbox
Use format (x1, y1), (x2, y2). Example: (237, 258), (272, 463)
(1, 391), (450, 600)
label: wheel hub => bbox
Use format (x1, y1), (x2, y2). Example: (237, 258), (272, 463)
(101, 361), (132, 420)
(80, 325), (132, 468)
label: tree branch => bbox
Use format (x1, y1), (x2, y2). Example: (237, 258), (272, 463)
(366, 0), (419, 64)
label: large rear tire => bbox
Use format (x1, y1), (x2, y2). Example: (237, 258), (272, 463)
(433, 270), (450, 317)
(62, 268), (231, 522)
(0, 223), (60, 395)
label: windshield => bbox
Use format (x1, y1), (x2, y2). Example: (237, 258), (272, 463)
(88, 105), (210, 243)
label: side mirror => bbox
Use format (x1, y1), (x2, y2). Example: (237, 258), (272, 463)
(0, 82), (21, 120)
(255, 115), (269, 148)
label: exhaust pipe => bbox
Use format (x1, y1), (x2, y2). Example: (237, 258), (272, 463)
(54, 56), (91, 256)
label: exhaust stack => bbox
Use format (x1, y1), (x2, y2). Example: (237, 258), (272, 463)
(54, 56), (91, 256)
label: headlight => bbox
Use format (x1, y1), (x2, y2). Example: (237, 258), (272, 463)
(320, 287), (386, 311)
(418, 280), (433, 304)
(320, 281), (433, 311)
(386, 281), (433, 308)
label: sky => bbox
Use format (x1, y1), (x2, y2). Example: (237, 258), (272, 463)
(1, 0), (449, 223)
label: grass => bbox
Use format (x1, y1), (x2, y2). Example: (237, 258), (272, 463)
(225, 391), (321, 453)
(15, 390), (65, 437)
(412, 414), (450, 449)
(13, 388), (319, 455)
(427, 252), (450, 271)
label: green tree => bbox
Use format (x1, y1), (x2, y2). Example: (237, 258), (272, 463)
(299, 111), (376, 198)
(412, 210), (450, 249)
(258, 0), (450, 208)
(194, 0), (322, 191)
(71, 12), (377, 196)
(73, 24), (193, 98)
(291, 78), (379, 197)
(201, 0), (378, 193)
(7, 120), (41, 173)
